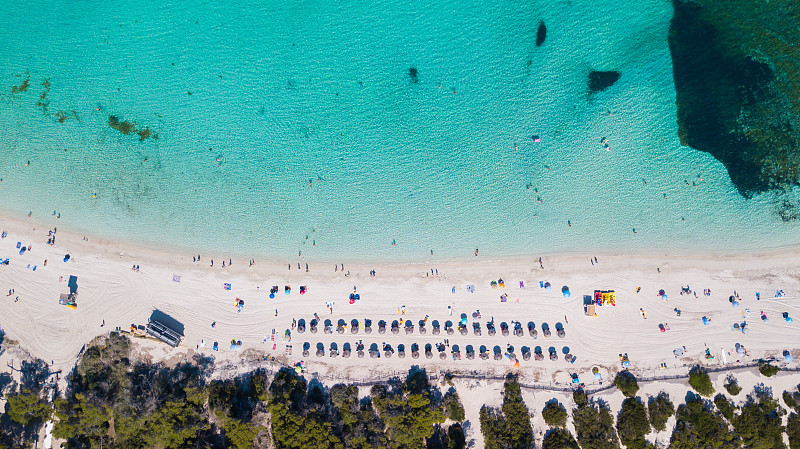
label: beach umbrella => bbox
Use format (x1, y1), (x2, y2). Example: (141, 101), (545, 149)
(544, 282), (552, 292)
(562, 286), (571, 298)
(702, 316), (710, 326)
(784, 350), (793, 362)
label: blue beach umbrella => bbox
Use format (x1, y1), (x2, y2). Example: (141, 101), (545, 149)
(562, 286), (571, 298)
(702, 316), (710, 326)
(544, 282), (552, 292)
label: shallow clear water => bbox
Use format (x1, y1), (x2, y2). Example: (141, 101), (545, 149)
(0, 0), (797, 261)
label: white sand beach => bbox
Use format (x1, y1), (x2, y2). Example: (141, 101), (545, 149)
(2, 213), (799, 388)
(4, 214), (800, 448)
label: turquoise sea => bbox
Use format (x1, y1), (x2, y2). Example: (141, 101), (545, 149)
(0, 0), (798, 262)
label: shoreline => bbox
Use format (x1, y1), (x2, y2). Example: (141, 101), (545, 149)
(3, 211), (800, 267)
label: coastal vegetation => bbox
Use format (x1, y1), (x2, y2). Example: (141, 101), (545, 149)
(616, 397), (650, 448)
(688, 365), (714, 397)
(542, 428), (578, 449)
(613, 371), (639, 397)
(6, 333), (800, 448)
(541, 400), (568, 428)
(40, 333), (465, 449)
(725, 375), (742, 396)
(479, 375), (533, 449)
(759, 360), (781, 377)
(647, 392), (674, 432)
(731, 392), (785, 448)
(570, 389), (619, 449)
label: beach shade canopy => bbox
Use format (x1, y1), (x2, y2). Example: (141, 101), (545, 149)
(702, 316), (710, 326)
(544, 282), (552, 292)
(784, 350), (794, 362)
(562, 286), (570, 298)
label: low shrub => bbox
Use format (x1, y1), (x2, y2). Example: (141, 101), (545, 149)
(542, 428), (579, 449)
(688, 366), (714, 397)
(614, 371), (639, 398)
(758, 361), (780, 377)
(617, 397), (650, 448)
(648, 392), (675, 432)
(542, 401), (568, 428)
(724, 376), (742, 396)
(714, 394), (736, 420)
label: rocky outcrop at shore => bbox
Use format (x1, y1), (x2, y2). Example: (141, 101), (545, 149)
(668, 0), (800, 197)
